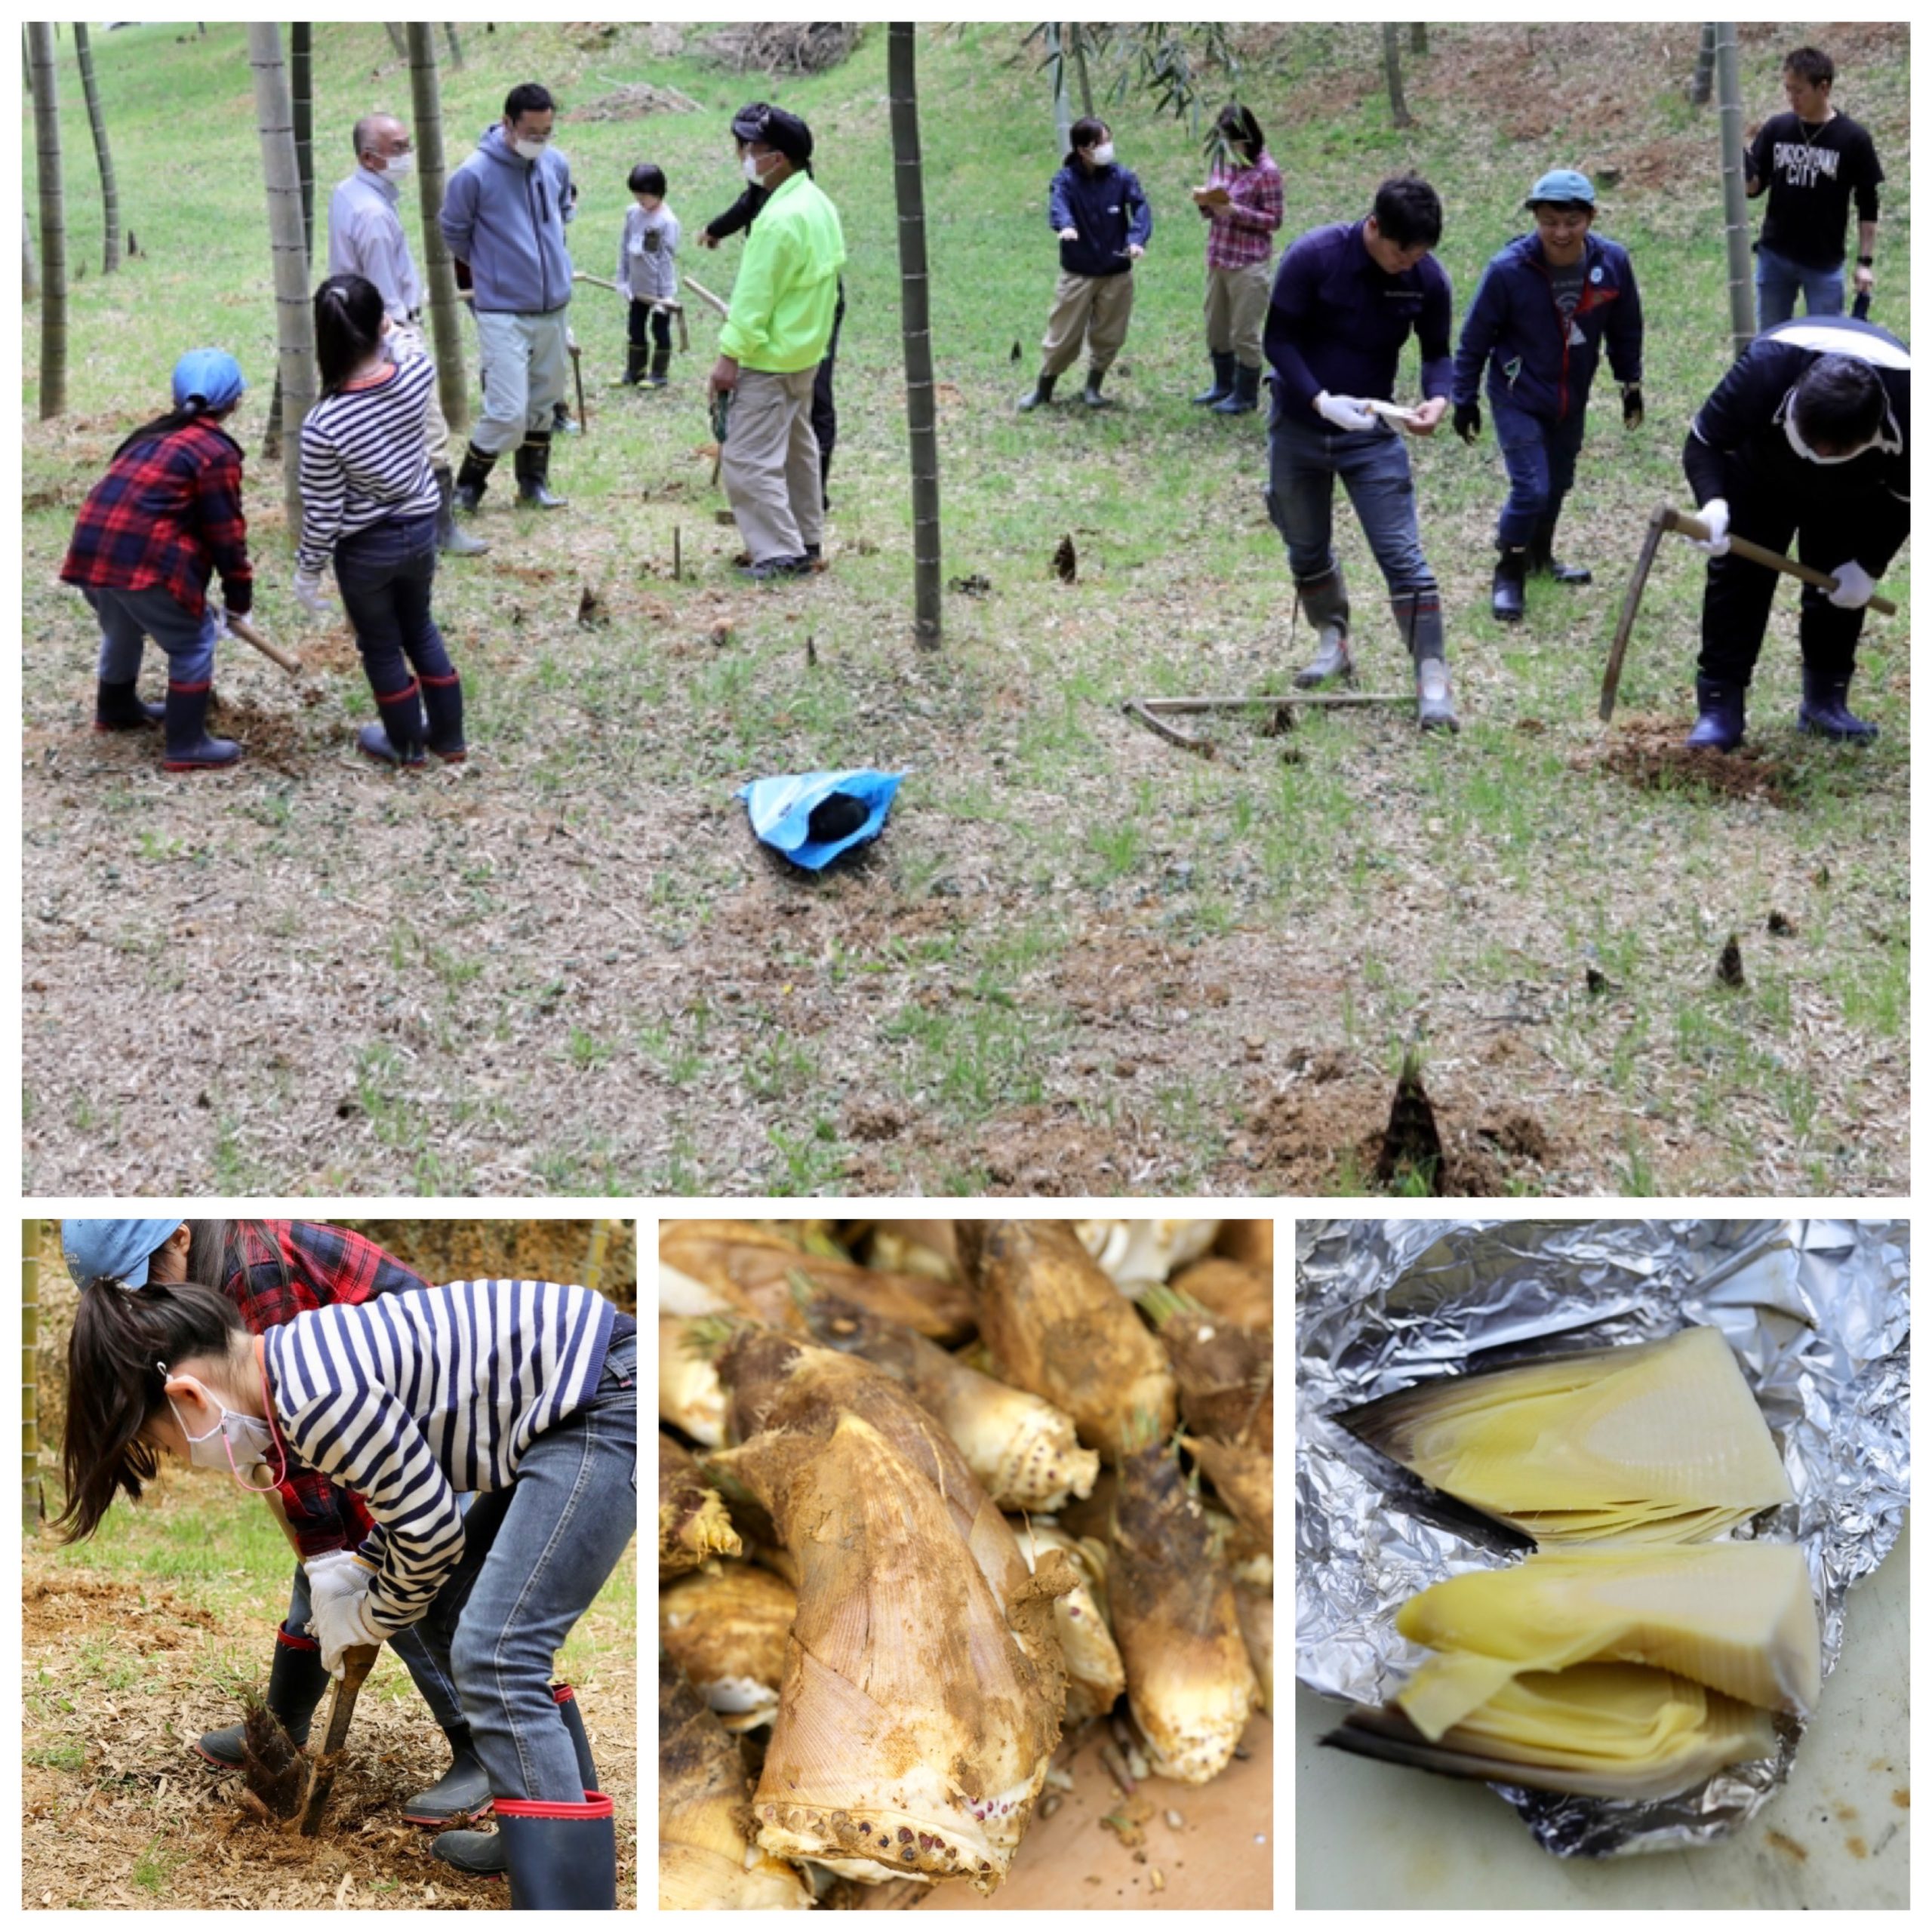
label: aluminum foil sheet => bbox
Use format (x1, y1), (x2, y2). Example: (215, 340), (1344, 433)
(1295, 1217), (1910, 1858)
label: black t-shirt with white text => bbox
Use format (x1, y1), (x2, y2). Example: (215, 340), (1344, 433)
(1748, 110), (1884, 269)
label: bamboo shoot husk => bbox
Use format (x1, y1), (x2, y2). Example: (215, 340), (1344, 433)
(660, 1315), (727, 1447)
(1185, 1435), (1273, 1546)
(1010, 1521), (1124, 1725)
(660, 1563), (797, 1731)
(1234, 1583), (1274, 1719)
(1074, 1217), (1222, 1290)
(660, 1430), (741, 1578)
(1173, 1256), (1273, 1332)
(1142, 1285), (1274, 1452)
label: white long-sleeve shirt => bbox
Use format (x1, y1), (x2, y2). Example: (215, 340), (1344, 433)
(263, 1278), (624, 1634)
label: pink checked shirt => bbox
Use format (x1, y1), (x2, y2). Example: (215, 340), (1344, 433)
(1203, 149), (1284, 272)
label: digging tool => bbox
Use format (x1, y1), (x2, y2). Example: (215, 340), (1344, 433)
(1599, 503), (1897, 722)
(569, 340), (588, 434)
(573, 270), (690, 349)
(678, 271), (732, 321)
(1124, 690), (1414, 754)
(297, 1644), (380, 1837)
(224, 611), (302, 678)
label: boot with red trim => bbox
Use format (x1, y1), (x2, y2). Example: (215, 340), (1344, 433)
(195, 1626), (328, 1767)
(496, 1791), (617, 1909)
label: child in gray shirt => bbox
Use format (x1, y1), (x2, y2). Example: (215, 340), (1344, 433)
(617, 162), (681, 387)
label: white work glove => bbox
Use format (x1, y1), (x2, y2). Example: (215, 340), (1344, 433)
(308, 1568), (385, 1678)
(1826, 558), (1875, 610)
(1690, 498), (1731, 556)
(1057, 226), (1078, 241)
(292, 567), (333, 617)
(211, 607), (232, 641)
(1314, 389), (1379, 432)
(306, 1548), (374, 1616)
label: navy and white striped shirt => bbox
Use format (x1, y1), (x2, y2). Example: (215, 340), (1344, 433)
(263, 1279), (622, 1633)
(296, 351), (440, 574)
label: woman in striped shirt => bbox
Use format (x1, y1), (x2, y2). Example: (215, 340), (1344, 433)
(297, 273), (467, 768)
(62, 1270), (637, 1909)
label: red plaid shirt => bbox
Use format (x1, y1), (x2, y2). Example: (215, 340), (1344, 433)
(223, 1222), (429, 1558)
(60, 417), (254, 620)
(1204, 149), (1284, 272)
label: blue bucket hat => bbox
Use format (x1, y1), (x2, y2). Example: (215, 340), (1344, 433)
(61, 1217), (186, 1290)
(171, 348), (246, 414)
(1524, 168), (1596, 209)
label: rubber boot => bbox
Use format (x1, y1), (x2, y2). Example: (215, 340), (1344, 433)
(432, 1826), (509, 1877)
(648, 343), (672, 389)
(453, 443), (496, 513)
(94, 678), (165, 731)
(818, 446), (832, 512)
(435, 466), (490, 557)
(1081, 365), (1113, 408)
(1395, 586), (1459, 733)
(1211, 361), (1260, 416)
(552, 398), (580, 437)
(1530, 505), (1592, 583)
(1192, 351), (1235, 406)
(421, 669), (467, 764)
(1017, 371), (1057, 413)
(1797, 663), (1878, 742)
(195, 1628), (328, 1767)
(1685, 674), (1747, 750)
(552, 1682), (598, 1792)
(1292, 566), (1354, 688)
(616, 343), (648, 387)
(1491, 543), (1528, 623)
(401, 1724), (494, 1826)
(162, 678), (242, 771)
(496, 1792), (618, 1909)
(514, 432), (568, 509)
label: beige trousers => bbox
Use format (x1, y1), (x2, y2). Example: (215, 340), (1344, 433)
(722, 365), (823, 563)
(390, 321), (451, 469)
(1203, 262), (1272, 368)
(1039, 269), (1136, 380)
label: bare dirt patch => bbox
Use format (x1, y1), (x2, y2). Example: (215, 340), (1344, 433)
(1588, 716), (1797, 808)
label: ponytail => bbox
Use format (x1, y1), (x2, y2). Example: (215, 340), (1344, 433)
(56, 1280), (246, 1543)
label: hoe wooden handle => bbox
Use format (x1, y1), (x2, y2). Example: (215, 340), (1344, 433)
(1666, 508), (1897, 616)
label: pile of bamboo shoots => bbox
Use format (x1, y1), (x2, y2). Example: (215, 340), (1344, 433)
(659, 1217), (1274, 1908)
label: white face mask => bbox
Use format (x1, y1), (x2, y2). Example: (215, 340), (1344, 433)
(743, 152), (768, 185)
(382, 150), (415, 181)
(1783, 406), (1875, 466)
(1091, 142), (1116, 166)
(512, 136), (547, 162)
(163, 1369), (282, 1491)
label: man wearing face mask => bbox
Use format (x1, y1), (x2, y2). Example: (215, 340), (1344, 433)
(1681, 315), (1910, 749)
(328, 113), (486, 557)
(438, 82), (575, 518)
(709, 103), (846, 581)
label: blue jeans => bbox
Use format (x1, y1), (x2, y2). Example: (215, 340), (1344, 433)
(409, 1331), (637, 1802)
(83, 584), (217, 690)
(1265, 414), (1432, 594)
(282, 1555), (466, 1735)
(1489, 391), (1589, 546)
(1755, 244), (1845, 330)
(331, 512), (454, 718)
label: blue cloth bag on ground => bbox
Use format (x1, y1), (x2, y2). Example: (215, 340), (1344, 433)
(736, 768), (906, 871)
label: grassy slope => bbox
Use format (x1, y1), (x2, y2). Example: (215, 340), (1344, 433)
(20, 21), (1909, 1195)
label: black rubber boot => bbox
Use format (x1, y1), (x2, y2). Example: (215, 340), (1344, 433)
(1017, 371), (1057, 413)
(1081, 366), (1113, 408)
(420, 669), (467, 763)
(431, 1826), (508, 1876)
(818, 446), (832, 511)
(162, 679), (242, 771)
(1530, 509), (1591, 583)
(1192, 351), (1235, 406)
(454, 444), (496, 513)
(1685, 675), (1747, 750)
(1491, 544), (1528, 623)
(617, 343), (648, 387)
(358, 677), (428, 768)
(648, 343), (672, 389)
(94, 678), (165, 731)
(1797, 663), (1878, 742)
(195, 1629), (328, 1767)
(552, 1682), (598, 1792)
(435, 466), (490, 557)
(514, 432), (568, 509)
(401, 1725), (494, 1826)
(552, 398), (580, 437)
(1292, 565), (1353, 688)
(1211, 361), (1261, 416)
(497, 1792), (617, 1909)
(1395, 586), (1459, 733)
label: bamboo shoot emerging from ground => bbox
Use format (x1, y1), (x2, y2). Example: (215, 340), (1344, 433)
(660, 1431), (741, 1578)
(1110, 1433), (1259, 1783)
(1140, 1284), (1273, 1452)
(1010, 1520), (1124, 1725)
(1340, 1326), (1794, 1545)
(703, 1330), (1073, 1891)
(659, 1653), (814, 1909)
(963, 1220), (1177, 1463)
(660, 1563), (797, 1731)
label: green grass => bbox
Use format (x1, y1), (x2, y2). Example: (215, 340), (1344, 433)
(19, 20), (1912, 1195)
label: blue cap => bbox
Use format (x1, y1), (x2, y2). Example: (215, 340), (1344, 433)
(1525, 168), (1595, 209)
(171, 348), (246, 413)
(61, 1218), (185, 1290)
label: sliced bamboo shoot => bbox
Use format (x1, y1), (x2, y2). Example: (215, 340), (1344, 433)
(1340, 1325), (1793, 1545)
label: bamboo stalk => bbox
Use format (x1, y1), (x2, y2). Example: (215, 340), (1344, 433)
(24, 1219), (44, 1525)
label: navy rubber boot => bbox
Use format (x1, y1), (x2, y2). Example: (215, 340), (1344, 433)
(1211, 361), (1261, 416)
(1192, 351), (1235, 405)
(94, 678), (165, 731)
(1685, 675), (1747, 750)
(553, 1682), (598, 1791)
(1797, 664), (1878, 742)
(496, 1792), (617, 1909)
(401, 1726), (494, 1826)
(162, 678), (242, 771)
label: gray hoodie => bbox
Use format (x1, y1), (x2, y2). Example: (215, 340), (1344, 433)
(438, 125), (574, 315)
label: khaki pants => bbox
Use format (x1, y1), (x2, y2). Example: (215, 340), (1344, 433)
(470, 307), (571, 457)
(722, 365), (823, 563)
(390, 321), (451, 469)
(1204, 261), (1271, 369)
(1039, 269), (1135, 380)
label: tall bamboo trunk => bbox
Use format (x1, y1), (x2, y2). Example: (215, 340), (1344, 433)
(26, 21), (66, 417)
(889, 23), (942, 646)
(407, 22), (470, 436)
(24, 1220), (44, 1524)
(1048, 25), (1072, 155)
(72, 23), (118, 274)
(1713, 22), (1754, 355)
(384, 21), (407, 60)
(443, 22), (465, 69)
(1381, 23), (1414, 130)
(248, 21), (317, 528)
(1070, 24), (1094, 117)
(263, 21), (315, 460)
(1690, 21), (1717, 106)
